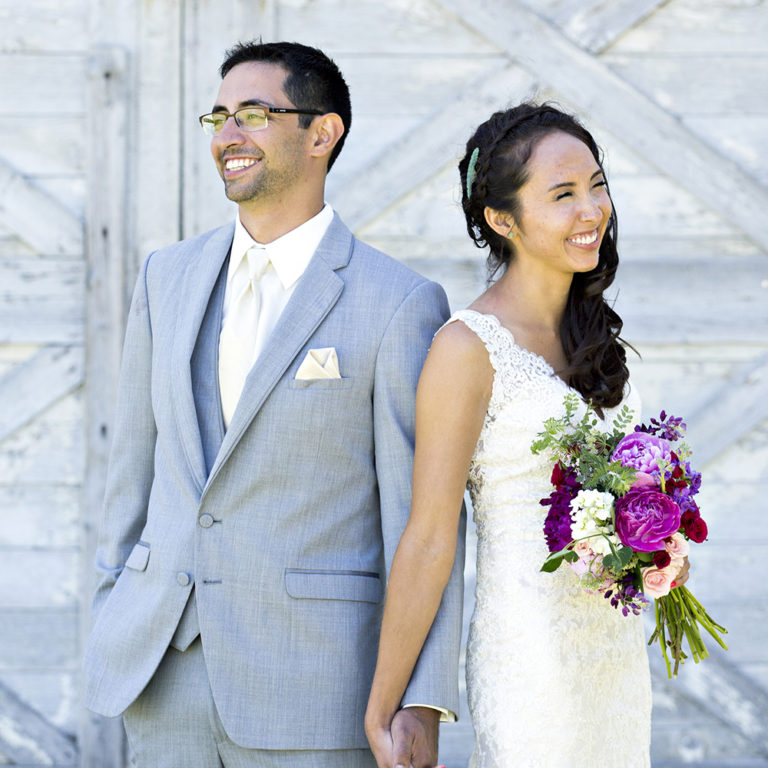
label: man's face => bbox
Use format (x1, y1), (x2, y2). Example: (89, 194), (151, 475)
(209, 62), (311, 206)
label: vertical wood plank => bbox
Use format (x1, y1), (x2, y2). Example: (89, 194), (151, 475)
(80, 8), (136, 765)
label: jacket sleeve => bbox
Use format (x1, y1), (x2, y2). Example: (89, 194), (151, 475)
(373, 279), (465, 719)
(91, 253), (157, 621)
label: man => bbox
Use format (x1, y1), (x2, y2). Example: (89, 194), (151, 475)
(83, 40), (464, 768)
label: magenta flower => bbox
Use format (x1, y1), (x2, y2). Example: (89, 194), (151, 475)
(615, 489), (682, 552)
(612, 431), (673, 477)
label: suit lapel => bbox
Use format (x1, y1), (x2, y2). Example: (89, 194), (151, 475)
(205, 215), (353, 491)
(171, 222), (235, 494)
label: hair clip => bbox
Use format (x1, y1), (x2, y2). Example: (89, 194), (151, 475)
(465, 146), (480, 198)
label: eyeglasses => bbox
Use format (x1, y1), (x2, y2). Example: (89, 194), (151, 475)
(199, 106), (325, 136)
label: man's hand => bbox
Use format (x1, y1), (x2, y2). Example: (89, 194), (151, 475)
(390, 706), (440, 768)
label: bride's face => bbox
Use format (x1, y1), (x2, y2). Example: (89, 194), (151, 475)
(509, 130), (612, 278)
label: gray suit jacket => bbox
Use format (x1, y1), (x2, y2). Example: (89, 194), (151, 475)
(82, 214), (465, 749)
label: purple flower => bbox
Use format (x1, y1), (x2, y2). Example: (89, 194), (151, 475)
(612, 432), (672, 476)
(635, 411), (687, 442)
(541, 488), (576, 552)
(540, 462), (580, 552)
(615, 489), (682, 552)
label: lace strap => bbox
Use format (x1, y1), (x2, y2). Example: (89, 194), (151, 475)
(442, 309), (512, 374)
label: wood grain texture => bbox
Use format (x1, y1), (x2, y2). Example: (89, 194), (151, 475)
(0, 346), (83, 443)
(436, 0), (768, 252)
(0, 682), (78, 765)
(0, 259), (84, 344)
(0, 158), (83, 256)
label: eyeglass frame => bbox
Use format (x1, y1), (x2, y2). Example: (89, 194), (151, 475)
(199, 105), (326, 136)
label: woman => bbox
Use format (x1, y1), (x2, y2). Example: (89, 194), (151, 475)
(366, 104), (673, 767)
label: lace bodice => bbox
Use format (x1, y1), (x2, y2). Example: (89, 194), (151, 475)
(446, 310), (651, 768)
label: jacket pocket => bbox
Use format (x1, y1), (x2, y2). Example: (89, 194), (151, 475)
(284, 568), (382, 603)
(124, 541), (150, 572)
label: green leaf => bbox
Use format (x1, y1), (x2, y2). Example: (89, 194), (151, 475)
(603, 546), (633, 572)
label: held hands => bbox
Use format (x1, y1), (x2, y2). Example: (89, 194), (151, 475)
(672, 555), (690, 589)
(366, 706), (441, 768)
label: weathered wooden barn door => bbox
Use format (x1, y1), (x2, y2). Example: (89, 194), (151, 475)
(2, 1), (765, 766)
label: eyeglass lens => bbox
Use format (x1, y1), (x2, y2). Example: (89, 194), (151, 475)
(201, 107), (268, 135)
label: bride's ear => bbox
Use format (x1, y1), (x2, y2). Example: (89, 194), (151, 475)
(484, 206), (516, 239)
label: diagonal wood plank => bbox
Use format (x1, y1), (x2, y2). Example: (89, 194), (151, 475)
(330, 64), (538, 231)
(552, 0), (671, 54)
(435, 0), (768, 253)
(649, 647), (768, 757)
(685, 351), (768, 467)
(0, 345), (83, 443)
(0, 680), (78, 764)
(0, 157), (83, 256)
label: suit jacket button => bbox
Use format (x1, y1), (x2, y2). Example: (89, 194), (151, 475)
(198, 513), (215, 528)
(176, 572), (191, 587)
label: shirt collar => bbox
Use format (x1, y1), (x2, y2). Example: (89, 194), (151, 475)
(228, 204), (334, 291)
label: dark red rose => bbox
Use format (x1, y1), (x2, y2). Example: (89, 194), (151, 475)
(680, 507), (700, 528)
(653, 550), (672, 569)
(685, 517), (708, 543)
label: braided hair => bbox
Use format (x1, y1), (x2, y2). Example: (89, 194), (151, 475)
(459, 102), (630, 409)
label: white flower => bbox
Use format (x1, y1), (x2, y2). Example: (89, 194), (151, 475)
(572, 489), (615, 522)
(571, 490), (616, 556)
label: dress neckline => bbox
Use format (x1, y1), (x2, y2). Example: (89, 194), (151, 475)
(457, 308), (569, 388)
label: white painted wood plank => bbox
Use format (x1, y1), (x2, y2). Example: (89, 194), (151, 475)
(0, 551), (79, 609)
(604, 55), (768, 115)
(0, 259), (84, 343)
(649, 651), (768, 756)
(0, 0), (87, 52)
(0, 394), (83, 485)
(0, 485), (80, 548)
(558, 0), (670, 54)
(0, 346), (83, 443)
(436, 0), (768, 252)
(331, 63), (538, 230)
(0, 609), (78, 669)
(0, 119), (84, 176)
(614, 0), (768, 55)
(0, 158), (83, 255)
(277, 0), (499, 54)
(0, 681), (78, 765)
(684, 352), (768, 466)
(0, 54), (86, 112)
(684, 116), (768, 184)
(0, 672), (78, 742)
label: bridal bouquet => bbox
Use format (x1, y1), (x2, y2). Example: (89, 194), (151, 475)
(531, 393), (727, 678)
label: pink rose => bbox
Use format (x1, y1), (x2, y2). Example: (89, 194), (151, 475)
(641, 561), (682, 599)
(665, 532), (689, 560)
(570, 541), (600, 576)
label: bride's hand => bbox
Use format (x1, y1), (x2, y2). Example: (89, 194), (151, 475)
(673, 556), (690, 588)
(365, 710), (394, 768)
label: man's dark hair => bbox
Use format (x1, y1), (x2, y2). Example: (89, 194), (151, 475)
(220, 41), (351, 171)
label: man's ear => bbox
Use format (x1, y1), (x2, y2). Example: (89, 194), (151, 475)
(484, 206), (516, 239)
(308, 113), (345, 161)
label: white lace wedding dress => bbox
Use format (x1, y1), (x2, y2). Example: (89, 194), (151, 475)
(448, 310), (651, 768)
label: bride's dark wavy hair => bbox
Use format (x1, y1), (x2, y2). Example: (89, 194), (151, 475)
(459, 102), (630, 409)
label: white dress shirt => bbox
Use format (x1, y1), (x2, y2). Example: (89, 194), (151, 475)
(219, 204), (334, 427)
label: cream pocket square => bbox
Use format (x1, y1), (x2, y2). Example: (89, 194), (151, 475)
(295, 347), (341, 380)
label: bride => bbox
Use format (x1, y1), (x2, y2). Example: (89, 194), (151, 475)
(365, 103), (679, 767)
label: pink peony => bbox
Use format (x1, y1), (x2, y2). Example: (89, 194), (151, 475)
(612, 431), (672, 475)
(615, 488), (681, 552)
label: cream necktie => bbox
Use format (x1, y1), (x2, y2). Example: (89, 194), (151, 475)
(219, 245), (271, 427)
